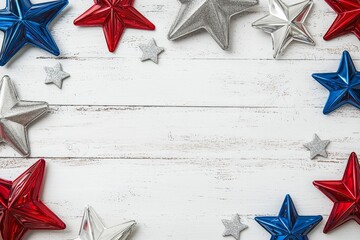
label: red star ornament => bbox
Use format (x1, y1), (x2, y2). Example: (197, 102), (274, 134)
(74, 0), (155, 52)
(323, 0), (360, 40)
(313, 152), (360, 233)
(0, 159), (65, 240)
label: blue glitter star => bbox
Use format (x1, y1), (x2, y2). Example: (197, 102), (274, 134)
(0, 0), (68, 66)
(255, 195), (322, 240)
(312, 50), (360, 114)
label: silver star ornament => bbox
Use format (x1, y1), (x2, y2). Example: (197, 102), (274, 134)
(73, 206), (136, 240)
(222, 214), (248, 240)
(304, 134), (330, 159)
(168, 0), (259, 49)
(44, 62), (70, 89)
(140, 39), (164, 64)
(0, 76), (48, 157)
(252, 0), (315, 58)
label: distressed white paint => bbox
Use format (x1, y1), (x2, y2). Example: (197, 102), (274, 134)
(0, 0), (359, 239)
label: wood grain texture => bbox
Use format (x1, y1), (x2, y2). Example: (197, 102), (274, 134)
(0, 0), (360, 239)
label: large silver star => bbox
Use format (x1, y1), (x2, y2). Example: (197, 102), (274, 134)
(252, 0), (314, 58)
(0, 76), (48, 157)
(44, 62), (70, 89)
(73, 206), (136, 240)
(168, 0), (258, 49)
(139, 39), (164, 64)
(222, 214), (248, 240)
(304, 134), (330, 159)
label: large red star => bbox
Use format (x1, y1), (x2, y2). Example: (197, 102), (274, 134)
(323, 0), (360, 40)
(74, 0), (155, 52)
(0, 159), (65, 240)
(313, 152), (360, 233)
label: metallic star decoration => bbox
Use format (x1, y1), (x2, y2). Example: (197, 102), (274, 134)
(168, 0), (258, 50)
(304, 134), (330, 159)
(255, 194), (322, 240)
(73, 206), (136, 240)
(0, 159), (66, 240)
(0, 0), (68, 66)
(252, 0), (315, 58)
(323, 0), (360, 41)
(74, 0), (155, 52)
(314, 152), (360, 233)
(222, 214), (247, 240)
(312, 50), (360, 114)
(44, 62), (70, 89)
(139, 39), (164, 64)
(0, 76), (49, 157)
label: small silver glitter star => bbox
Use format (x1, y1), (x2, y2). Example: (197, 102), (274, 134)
(44, 62), (70, 89)
(304, 134), (330, 159)
(222, 214), (248, 240)
(139, 39), (164, 64)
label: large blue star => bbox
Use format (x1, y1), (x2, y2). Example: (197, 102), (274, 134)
(0, 0), (68, 66)
(312, 50), (360, 114)
(255, 195), (322, 240)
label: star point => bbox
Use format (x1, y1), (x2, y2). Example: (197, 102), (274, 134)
(74, 0), (155, 52)
(0, 0), (68, 66)
(168, 0), (258, 50)
(252, 0), (314, 58)
(255, 194), (322, 240)
(0, 75), (49, 157)
(304, 134), (330, 159)
(139, 39), (164, 64)
(312, 50), (360, 114)
(44, 62), (70, 89)
(222, 214), (247, 240)
(314, 152), (360, 233)
(74, 206), (136, 240)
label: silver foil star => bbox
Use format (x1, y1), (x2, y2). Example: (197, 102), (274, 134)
(304, 134), (330, 159)
(73, 206), (136, 240)
(252, 0), (315, 58)
(222, 214), (248, 240)
(168, 0), (258, 49)
(44, 62), (70, 89)
(140, 39), (164, 64)
(0, 76), (48, 157)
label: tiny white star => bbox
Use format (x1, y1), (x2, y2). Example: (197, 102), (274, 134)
(44, 62), (70, 89)
(139, 39), (164, 64)
(222, 214), (248, 240)
(304, 134), (330, 159)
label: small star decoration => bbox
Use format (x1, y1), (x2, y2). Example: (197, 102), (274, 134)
(73, 206), (136, 240)
(222, 214), (248, 240)
(139, 39), (164, 64)
(312, 50), (360, 114)
(44, 62), (70, 89)
(304, 134), (330, 159)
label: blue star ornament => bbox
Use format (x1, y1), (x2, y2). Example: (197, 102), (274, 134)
(255, 195), (322, 240)
(312, 51), (360, 114)
(0, 0), (68, 66)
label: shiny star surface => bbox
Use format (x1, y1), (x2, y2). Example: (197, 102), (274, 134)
(255, 194), (322, 240)
(140, 39), (164, 64)
(312, 50), (360, 114)
(73, 206), (136, 240)
(44, 62), (70, 89)
(0, 159), (66, 240)
(0, 76), (48, 157)
(222, 214), (247, 240)
(314, 152), (360, 233)
(74, 0), (155, 52)
(252, 0), (315, 58)
(0, 0), (68, 66)
(323, 0), (360, 40)
(304, 134), (330, 159)
(168, 0), (258, 50)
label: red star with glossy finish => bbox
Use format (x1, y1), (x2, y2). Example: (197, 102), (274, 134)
(0, 159), (65, 240)
(323, 0), (360, 40)
(74, 0), (155, 52)
(313, 152), (360, 233)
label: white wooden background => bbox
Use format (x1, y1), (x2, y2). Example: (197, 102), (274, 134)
(0, 0), (360, 239)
